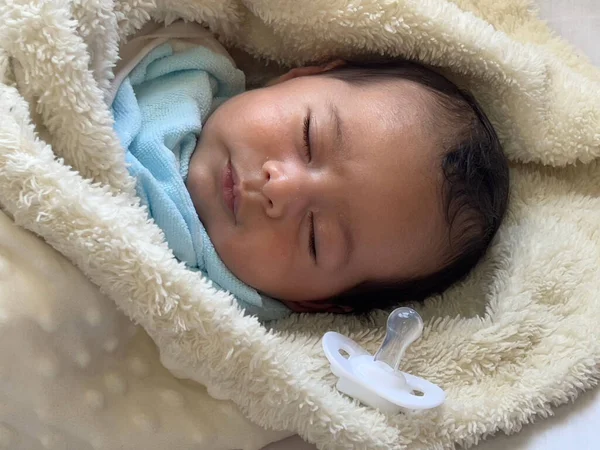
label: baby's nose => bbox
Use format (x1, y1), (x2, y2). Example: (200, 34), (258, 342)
(261, 160), (309, 219)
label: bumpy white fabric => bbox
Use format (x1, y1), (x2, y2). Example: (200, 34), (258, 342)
(0, 210), (289, 450)
(0, 0), (598, 449)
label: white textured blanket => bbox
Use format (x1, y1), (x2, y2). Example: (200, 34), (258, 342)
(0, 1), (599, 449)
(0, 210), (288, 450)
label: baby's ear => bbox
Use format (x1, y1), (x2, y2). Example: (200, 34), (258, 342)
(281, 299), (353, 314)
(266, 60), (346, 86)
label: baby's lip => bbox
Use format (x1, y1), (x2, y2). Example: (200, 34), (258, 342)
(221, 160), (238, 221)
(231, 161), (240, 187)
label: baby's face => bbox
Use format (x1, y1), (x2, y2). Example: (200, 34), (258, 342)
(187, 72), (447, 307)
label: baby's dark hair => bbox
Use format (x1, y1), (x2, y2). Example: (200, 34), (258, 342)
(322, 60), (509, 313)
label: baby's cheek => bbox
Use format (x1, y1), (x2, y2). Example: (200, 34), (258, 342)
(221, 95), (290, 153)
(219, 230), (292, 292)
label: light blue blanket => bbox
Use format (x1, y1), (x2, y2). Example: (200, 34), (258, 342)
(111, 42), (290, 321)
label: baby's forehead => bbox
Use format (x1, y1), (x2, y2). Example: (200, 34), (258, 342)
(360, 82), (442, 144)
(337, 77), (442, 131)
(347, 148), (448, 282)
(326, 90), (447, 275)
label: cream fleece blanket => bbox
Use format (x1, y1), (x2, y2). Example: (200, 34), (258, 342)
(0, 210), (289, 450)
(0, 1), (599, 450)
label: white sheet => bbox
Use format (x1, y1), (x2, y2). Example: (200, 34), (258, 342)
(264, 0), (600, 449)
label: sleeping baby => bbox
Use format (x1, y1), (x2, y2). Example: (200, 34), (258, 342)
(109, 21), (510, 321)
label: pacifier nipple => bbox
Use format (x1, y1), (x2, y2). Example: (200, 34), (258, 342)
(374, 307), (423, 372)
(322, 307), (445, 414)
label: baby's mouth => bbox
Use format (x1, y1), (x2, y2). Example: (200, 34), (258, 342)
(221, 159), (238, 221)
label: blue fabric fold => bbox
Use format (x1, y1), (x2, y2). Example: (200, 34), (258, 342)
(111, 42), (291, 321)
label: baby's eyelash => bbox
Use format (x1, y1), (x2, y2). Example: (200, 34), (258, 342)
(303, 114), (312, 162)
(308, 212), (317, 261)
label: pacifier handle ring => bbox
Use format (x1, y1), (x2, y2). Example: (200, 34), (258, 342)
(377, 372), (446, 410)
(322, 332), (369, 375)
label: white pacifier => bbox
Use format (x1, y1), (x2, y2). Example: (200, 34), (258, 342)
(322, 307), (445, 414)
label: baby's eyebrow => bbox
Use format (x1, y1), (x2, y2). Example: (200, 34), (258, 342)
(326, 101), (352, 268)
(340, 217), (354, 268)
(328, 101), (346, 156)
